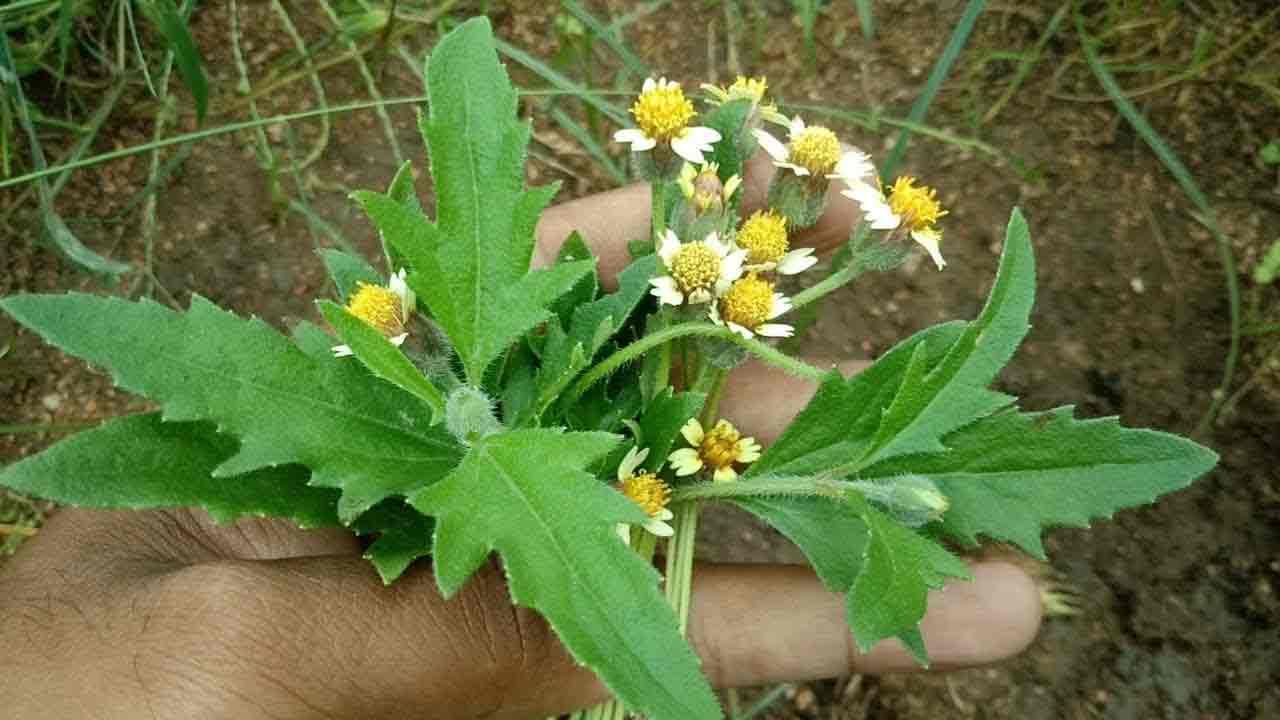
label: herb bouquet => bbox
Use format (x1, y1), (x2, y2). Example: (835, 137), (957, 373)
(0, 17), (1217, 720)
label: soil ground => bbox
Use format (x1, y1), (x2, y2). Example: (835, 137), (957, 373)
(3, 1), (1279, 718)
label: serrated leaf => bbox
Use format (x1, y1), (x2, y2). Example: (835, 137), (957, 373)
(856, 208), (1034, 467)
(1, 293), (461, 522)
(391, 18), (591, 384)
(319, 300), (446, 421)
(352, 499), (435, 584)
(410, 429), (720, 720)
(703, 98), (754, 185)
(319, 248), (381, 303)
(847, 494), (969, 662)
(861, 407), (1219, 558)
(637, 388), (705, 472)
(0, 413), (339, 528)
(549, 231), (598, 324)
(734, 496), (868, 591)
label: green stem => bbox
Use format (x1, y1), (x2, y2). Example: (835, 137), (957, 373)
(671, 475), (858, 502)
(790, 262), (858, 310)
(665, 500), (701, 637)
(567, 323), (824, 402)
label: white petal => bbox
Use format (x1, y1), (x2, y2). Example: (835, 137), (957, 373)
(713, 466), (738, 483)
(642, 77), (657, 93)
(912, 229), (947, 270)
(669, 448), (703, 476)
(331, 344), (354, 358)
(704, 232), (729, 257)
(776, 248), (818, 275)
(829, 150), (875, 184)
(389, 333), (409, 347)
(618, 446), (649, 480)
(788, 116), (807, 137)
(616, 523), (632, 544)
(644, 518), (675, 537)
(723, 174), (742, 200)
(757, 323), (794, 338)
(614, 128), (657, 152)
(687, 288), (712, 304)
(390, 269), (413, 317)
(770, 293), (793, 319)
(648, 277), (684, 306)
(727, 322), (754, 339)
(721, 249), (746, 283)
(658, 229), (682, 265)
(670, 135), (707, 164)
(752, 128), (789, 163)
(680, 418), (705, 445)
(656, 508), (674, 521)
(683, 126), (722, 147)
(708, 302), (726, 326)
(736, 438), (763, 463)
(776, 161), (810, 177)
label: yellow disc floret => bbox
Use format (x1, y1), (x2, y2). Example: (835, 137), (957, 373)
(346, 282), (404, 337)
(736, 210), (789, 265)
(670, 243), (722, 294)
(699, 420), (747, 472)
(788, 126), (841, 175)
(631, 80), (696, 142)
(728, 76), (769, 102)
(619, 472), (671, 518)
(888, 176), (947, 231)
(719, 273), (774, 330)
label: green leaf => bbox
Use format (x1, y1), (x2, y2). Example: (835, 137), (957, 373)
(703, 98), (754, 183)
(0, 413), (339, 528)
(636, 388), (705, 472)
(319, 248), (381, 303)
(319, 300), (446, 422)
(549, 231), (599, 324)
(352, 499), (435, 584)
(42, 210), (131, 276)
(0, 293), (461, 522)
(856, 207), (1034, 468)
(410, 429), (720, 720)
(847, 494), (969, 661)
(140, 0), (208, 122)
(388, 18), (591, 384)
(862, 407), (1219, 559)
(734, 496), (867, 591)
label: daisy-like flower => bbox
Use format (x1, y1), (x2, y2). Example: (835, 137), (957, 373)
(614, 447), (674, 541)
(840, 176), (949, 270)
(649, 229), (746, 306)
(677, 162), (742, 214)
(614, 77), (722, 164)
(735, 209), (817, 275)
(701, 75), (789, 126)
(669, 418), (762, 483)
(710, 272), (794, 339)
(752, 116), (843, 177)
(332, 269), (415, 357)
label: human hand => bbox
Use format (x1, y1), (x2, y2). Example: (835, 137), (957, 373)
(0, 156), (1042, 719)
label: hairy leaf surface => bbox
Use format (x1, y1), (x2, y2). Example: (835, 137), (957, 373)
(410, 429), (720, 720)
(0, 293), (461, 522)
(0, 413), (339, 527)
(863, 407), (1219, 558)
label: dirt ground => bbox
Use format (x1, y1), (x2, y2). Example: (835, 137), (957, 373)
(3, 1), (1279, 718)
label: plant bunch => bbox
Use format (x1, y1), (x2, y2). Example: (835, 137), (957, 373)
(0, 18), (1217, 720)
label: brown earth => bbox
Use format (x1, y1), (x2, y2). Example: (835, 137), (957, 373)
(2, 1), (1279, 718)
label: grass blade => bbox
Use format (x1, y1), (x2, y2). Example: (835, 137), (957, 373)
(881, 0), (986, 179)
(981, 2), (1067, 125)
(494, 37), (628, 125)
(561, 0), (649, 78)
(548, 105), (626, 184)
(854, 0), (875, 41)
(140, 0), (209, 122)
(1074, 9), (1240, 433)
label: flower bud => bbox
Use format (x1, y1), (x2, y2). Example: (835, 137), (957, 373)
(445, 386), (502, 445)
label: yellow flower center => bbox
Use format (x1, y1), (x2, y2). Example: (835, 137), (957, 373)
(788, 126), (841, 175)
(631, 81), (696, 142)
(699, 420), (745, 471)
(888, 176), (947, 231)
(346, 282), (404, 337)
(619, 472), (671, 518)
(670, 243), (722, 294)
(719, 273), (774, 330)
(728, 76), (769, 102)
(736, 210), (789, 265)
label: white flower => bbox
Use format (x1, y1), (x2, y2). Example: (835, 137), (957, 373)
(734, 209), (818, 275)
(709, 272), (793, 340)
(838, 176), (949, 270)
(614, 78), (722, 164)
(752, 116), (843, 177)
(668, 418), (762, 483)
(332, 269), (415, 357)
(649, 229), (746, 306)
(615, 446), (675, 541)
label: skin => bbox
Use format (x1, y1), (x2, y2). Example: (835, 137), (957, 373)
(0, 155), (1043, 719)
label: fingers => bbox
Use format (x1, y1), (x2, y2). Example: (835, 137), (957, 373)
(717, 358), (870, 445)
(534, 153), (862, 288)
(142, 555), (1039, 719)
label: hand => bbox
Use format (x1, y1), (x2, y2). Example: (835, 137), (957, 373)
(0, 157), (1042, 719)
